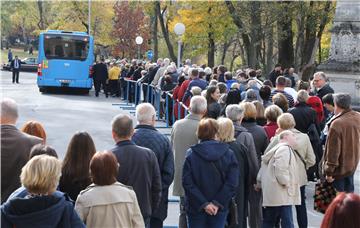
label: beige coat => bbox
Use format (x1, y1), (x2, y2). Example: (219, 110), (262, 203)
(171, 113), (201, 197)
(75, 182), (144, 228)
(265, 128), (315, 186)
(257, 143), (301, 207)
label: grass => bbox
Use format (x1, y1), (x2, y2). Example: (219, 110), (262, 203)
(1, 48), (38, 64)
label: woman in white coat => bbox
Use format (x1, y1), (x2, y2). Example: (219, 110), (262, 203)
(256, 130), (301, 228)
(264, 113), (316, 228)
(75, 151), (144, 228)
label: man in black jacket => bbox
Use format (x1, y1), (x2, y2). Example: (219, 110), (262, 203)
(312, 72), (334, 100)
(92, 57), (109, 97)
(132, 103), (174, 228)
(10, 56), (21, 84)
(110, 114), (162, 227)
(267, 64), (282, 87)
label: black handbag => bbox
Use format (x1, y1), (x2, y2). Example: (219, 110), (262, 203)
(211, 162), (239, 226)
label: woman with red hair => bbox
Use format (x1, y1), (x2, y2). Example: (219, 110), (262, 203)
(321, 192), (360, 228)
(21, 120), (46, 144)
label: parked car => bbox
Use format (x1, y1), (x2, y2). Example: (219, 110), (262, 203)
(2, 57), (37, 72)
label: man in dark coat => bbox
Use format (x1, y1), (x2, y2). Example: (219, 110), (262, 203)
(288, 90), (318, 134)
(110, 114), (162, 227)
(92, 57), (109, 97)
(132, 103), (174, 228)
(267, 64), (282, 87)
(312, 72), (334, 100)
(1, 98), (42, 203)
(10, 56), (21, 84)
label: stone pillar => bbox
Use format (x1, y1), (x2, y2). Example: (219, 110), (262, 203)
(317, 0), (360, 105)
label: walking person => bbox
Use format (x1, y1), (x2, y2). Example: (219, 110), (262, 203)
(7, 49), (13, 62)
(171, 96), (207, 228)
(108, 62), (121, 97)
(256, 130), (301, 228)
(92, 57), (109, 97)
(10, 56), (21, 84)
(132, 103), (174, 228)
(182, 118), (239, 228)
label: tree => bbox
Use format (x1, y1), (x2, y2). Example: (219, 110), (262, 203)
(112, 1), (150, 59)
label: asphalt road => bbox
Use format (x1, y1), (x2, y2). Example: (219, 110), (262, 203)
(1, 71), (359, 227)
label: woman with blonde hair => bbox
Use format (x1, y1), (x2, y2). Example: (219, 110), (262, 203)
(217, 117), (249, 228)
(239, 102), (269, 163)
(264, 113), (316, 228)
(1, 155), (85, 228)
(21, 120), (46, 143)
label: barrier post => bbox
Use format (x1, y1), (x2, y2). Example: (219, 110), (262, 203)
(126, 80), (130, 105)
(178, 101), (181, 120)
(165, 92), (169, 127)
(134, 81), (138, 105)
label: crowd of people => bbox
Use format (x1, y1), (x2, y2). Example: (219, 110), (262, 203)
(1, 57), (360, 228)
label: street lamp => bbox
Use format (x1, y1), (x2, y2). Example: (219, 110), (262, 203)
(174, 23), (185, 68)
(135, 36), (143, 60)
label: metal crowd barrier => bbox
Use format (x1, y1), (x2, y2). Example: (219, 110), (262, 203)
(123, 78), (189, 128)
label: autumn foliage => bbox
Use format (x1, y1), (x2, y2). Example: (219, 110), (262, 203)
(112, 1), (150, 59)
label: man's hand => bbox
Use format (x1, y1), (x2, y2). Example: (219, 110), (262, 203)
(204, 203), (219, 216)
(254, 183), (261, 192)
(326, 175), (334, 183)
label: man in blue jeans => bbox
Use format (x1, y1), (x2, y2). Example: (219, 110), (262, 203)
(323, 93), (360, 193)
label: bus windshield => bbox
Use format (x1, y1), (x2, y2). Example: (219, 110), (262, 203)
(44, 34), (89, 61)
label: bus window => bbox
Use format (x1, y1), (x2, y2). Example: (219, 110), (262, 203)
(44, 35), (89, 61)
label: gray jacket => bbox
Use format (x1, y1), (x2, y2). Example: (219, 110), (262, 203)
(171, 113), (201, 197)
(233, 122), (259, 184)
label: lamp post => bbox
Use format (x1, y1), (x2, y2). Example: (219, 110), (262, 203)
(174, 23), (185, 68)
(135, 36), (143, 60)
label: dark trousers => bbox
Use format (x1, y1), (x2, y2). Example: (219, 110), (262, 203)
(263, 205), (293, 228)
(333, 174), (354, 193)
(150, 217), (163, 228)
(94, 79), (108, 97)
(187, 210), (228, 228)
(295, 186), (307, 228)
(12, 70), (19, 83)
(179, 197), (188, 228)
(109, 80), (119, 96)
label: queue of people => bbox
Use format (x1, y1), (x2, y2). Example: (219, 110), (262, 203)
(1, 59), (360, 228)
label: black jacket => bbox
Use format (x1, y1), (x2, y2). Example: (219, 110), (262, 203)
(92, 62), (108, 81)
(111, 140), (162, 220)
(10, 59), (21, 70)
(228, 141), (249, 228)
(132, 125), (174, 220)
(315, 84), (334, 100)
(288, 102), (318, 134)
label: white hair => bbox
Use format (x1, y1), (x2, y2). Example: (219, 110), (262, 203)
(1, 98), (18, 123)
(204, 67), (212, 75)
(163, 58), (170, 67)
(135, 103), (156, 124)
(225, 104), (244, 122)
(189, 96), (207, 115)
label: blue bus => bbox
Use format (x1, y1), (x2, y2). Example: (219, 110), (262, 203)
(37, 30), (94, 93)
